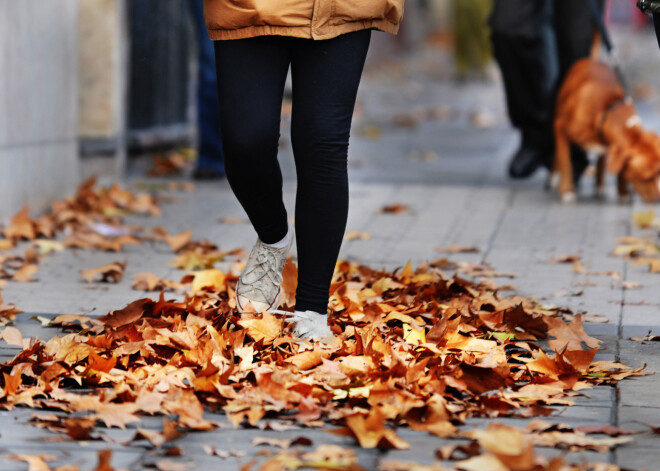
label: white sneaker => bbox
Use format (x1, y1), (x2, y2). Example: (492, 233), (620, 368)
(236, 228), (293, 313)
(286, 310), (333, 341)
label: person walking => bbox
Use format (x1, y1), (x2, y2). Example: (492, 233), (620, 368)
(489, 0), (603, 180)
(203, 2), (405, 339)
(188, 0), (225, 180)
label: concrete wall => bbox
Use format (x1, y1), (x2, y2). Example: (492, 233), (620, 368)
(0, 1), (80, 220)
(79, 0), (125, 139)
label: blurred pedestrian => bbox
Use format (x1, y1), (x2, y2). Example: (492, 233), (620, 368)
(454, 0), (493, 79)
(188, 0), (225, 180)
(204, 2), (404, 339)
(490, 0), (603, 180)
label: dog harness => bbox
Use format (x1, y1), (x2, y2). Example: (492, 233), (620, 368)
(598, 97), (637, 143)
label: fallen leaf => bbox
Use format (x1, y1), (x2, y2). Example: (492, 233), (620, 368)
(344, 410), (410, 449)
(165, 230), (192, 253)
(344, 231), (372, 241)
(12, 263), (39, 282)
(549, 254), (581, 264)
(9, 454), (57, 471)
(81, 262), (126, 283)
(1, 325), (24, 346)
(546, 314), (600, 351)
(190, 269), (226, 293)
(238, 312), (282, 343)
(220, 217), (248, 225)
(436, 245), (480, 254)
(380, 204), (409, 215)
(633, 209), (655, 229)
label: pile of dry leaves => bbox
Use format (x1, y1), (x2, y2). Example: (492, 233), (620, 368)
(0, 256), (646, 469)
(0, 179), (650, 471)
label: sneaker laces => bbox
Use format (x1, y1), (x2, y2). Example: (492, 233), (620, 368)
(241, 245), (284, 294)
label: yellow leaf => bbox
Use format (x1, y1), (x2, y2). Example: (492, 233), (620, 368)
(400, 261), (414, 280)
(403, 323), (425, 344)
(191, 269), (226, 292)
(238, 312), (282, 343)
(633, 209), (655, 229)
(34, 240), (65, 254)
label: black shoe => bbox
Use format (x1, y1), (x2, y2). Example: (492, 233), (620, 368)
(192, 167), (225, 181)
(508, 145), (545, 179)
(570, 147), (589, 186)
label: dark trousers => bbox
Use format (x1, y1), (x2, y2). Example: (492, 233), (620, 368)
(188, 0), (225, 174)
(490, 0), (602, 167)
(214, 30), (371, 313)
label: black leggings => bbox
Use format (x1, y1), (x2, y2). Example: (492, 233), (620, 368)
(214, 30), (371, 313)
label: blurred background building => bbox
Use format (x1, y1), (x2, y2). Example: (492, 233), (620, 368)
(0, 0), (651, 220)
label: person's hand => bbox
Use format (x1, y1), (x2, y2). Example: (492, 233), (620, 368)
(638, 0), (660, 14)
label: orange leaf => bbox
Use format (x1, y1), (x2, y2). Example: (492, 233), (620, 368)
(1, 326), (23, 346)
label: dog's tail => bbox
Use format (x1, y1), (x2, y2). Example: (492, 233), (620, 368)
(591, 30), (602, 59)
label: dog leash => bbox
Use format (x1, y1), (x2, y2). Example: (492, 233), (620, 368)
(587, 0), (631, 97)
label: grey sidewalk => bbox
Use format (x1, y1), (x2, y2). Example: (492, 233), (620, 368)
(2, 27), (660, 471)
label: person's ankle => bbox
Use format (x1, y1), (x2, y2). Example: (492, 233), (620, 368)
(263, 227), (291, 249)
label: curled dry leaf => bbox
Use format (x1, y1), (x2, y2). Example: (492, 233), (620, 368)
(146, 152), (190, 177)
(12, 263), (39, 282)
(436, 245), (480, 254)
(165, 230), (193, 253)
(81, 262), (126, 284)
(379, 203), (410, 215)
(0, 292), (22, 324)
(252, 436), (313, 449)
(344, 231), (372, 241)
(344, 409), (410, 449)
(549, 254), (581, 264)
(132, 273), (186, 293)
(629, 330), (660, 342)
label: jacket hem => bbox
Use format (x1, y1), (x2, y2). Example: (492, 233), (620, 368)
(207, 20), (399, 41)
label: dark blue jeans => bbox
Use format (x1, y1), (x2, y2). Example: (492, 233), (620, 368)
(188, 0), (225, 175)
(214, 31), (371, 313)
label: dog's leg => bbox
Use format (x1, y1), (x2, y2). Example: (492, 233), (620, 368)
(595, 154), (606, 199)
(549, 158), (561, 191)
(617, 173), (632, 204)
(554, 124), (575, 203)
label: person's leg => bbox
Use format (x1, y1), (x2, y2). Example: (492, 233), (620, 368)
(214, 37), (291, 244)
(489, 0), (558, 176)
(188, 0), (225, 178)
(289, 30), (371, 316)
(553, 0), (602, 182)
(553, 0), (600, 79)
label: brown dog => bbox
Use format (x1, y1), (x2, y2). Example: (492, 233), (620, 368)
(553, 58), (660, 203)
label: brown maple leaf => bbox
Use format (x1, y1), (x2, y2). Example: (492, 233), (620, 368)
(546, 314), (600, 351)
(81, 262), (126, 283)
